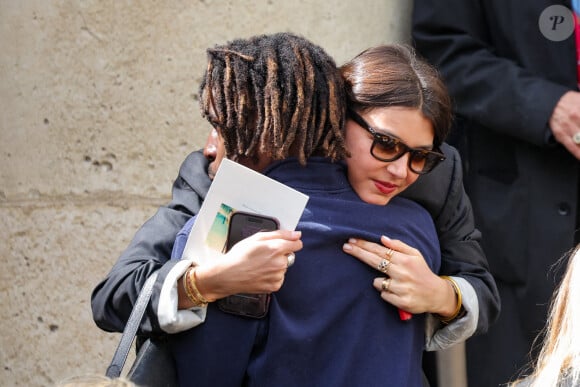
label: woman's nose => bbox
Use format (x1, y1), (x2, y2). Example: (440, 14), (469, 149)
(385, 153), (410, 178)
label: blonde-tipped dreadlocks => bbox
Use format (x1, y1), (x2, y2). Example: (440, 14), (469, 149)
(199, 32), (348, 165)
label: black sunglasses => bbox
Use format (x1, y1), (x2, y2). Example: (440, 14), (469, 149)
(347, 109), (445, 175)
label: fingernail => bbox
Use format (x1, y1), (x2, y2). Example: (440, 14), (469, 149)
(382, 235), (391, 241)
(343, 243), (352, 251)
(348, 238), (357, 244)
(292, 230), (302, 238)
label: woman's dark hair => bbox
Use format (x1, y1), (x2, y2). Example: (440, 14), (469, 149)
(340, 44), (452, 147)
(199, 32), (348, 165)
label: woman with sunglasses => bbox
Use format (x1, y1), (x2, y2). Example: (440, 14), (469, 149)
(340, 45), (482, 350)
(164, 41), (486, 386)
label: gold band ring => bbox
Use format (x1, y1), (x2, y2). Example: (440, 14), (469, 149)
(385, 248), (394, 259)
(381, 278), (391, 292)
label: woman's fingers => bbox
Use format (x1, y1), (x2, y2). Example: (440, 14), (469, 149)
(345, 237), (437, 315)
(380, 235), (421, 258)
(343, 239), (385, 265)
(248, 229), (302, 242)
(343, 237), (398, 275)
(218, 230), (303, 294)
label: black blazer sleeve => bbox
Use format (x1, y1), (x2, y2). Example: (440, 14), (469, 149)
(402, 143), (500, 334)
(91, 150), (211, 334)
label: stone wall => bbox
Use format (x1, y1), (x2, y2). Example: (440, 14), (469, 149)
(0, 1), (413, 385)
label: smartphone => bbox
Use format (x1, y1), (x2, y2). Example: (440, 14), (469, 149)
(217, 211), (280, 318)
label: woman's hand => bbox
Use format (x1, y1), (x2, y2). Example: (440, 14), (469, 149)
(343, 235), (457, 318)
(194, 230), (303, 301)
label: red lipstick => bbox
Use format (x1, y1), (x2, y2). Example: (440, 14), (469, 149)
(374, 180), (397, 195)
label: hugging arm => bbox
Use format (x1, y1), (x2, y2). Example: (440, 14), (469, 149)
(403, 143), (500, 340)
(344, 145), (499, 350)
(91, 150), (211, 335)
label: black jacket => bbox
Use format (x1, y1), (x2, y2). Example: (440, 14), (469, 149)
(91, 145), (500, 336)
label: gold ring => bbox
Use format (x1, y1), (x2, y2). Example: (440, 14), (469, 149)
(377, 259), (391, 274)
(573, 132), (580, 145)
(385, 248), (394, 259)
(381, 278), (391, 292)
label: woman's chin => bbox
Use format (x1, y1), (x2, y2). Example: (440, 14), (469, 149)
(359, 191), (391, 206)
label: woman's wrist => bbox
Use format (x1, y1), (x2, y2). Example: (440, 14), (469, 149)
(191, 264), (222, 302)
(179, 264), (218, 308)
(435, 276), (464, 323)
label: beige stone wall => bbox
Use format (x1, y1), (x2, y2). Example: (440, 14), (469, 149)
(0, 1), (413, 386)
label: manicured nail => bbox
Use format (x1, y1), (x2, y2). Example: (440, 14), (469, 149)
(343, 243), (352, 251)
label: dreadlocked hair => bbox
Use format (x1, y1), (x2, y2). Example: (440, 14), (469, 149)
(199, 32), (348, 165)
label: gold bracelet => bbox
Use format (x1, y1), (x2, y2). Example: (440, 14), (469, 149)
(182, 267), (200, 306)
(437, 275), (463, 324)
(183, 266), (209, 307)
(188, 267), (210, 304)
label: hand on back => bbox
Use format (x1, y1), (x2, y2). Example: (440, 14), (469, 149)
(343, 235), (455, 316)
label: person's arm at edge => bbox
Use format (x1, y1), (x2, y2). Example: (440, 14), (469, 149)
(91, 150), (211, 335)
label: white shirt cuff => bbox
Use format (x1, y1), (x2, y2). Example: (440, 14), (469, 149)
(157, 259), (207, 334)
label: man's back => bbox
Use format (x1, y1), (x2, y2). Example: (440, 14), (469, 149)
(170, 158), (441, 387)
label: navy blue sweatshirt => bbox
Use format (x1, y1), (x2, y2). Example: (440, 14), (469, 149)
(170, 158), (440, 387)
